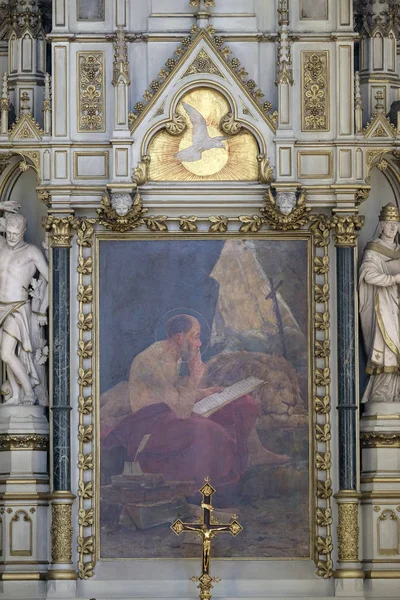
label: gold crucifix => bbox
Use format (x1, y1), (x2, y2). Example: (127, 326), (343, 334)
(171, 478), (243, 600)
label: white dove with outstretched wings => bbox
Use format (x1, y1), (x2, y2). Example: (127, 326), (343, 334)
(175, 102), (228, 163)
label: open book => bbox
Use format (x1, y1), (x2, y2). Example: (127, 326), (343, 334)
(192, 376), (265, 418)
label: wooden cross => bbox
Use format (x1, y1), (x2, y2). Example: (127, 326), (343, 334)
(171, 478), (243, 600)
(265, 277), (288, 359)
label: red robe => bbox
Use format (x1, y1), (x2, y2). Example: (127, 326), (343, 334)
(101, 395), (258, 486)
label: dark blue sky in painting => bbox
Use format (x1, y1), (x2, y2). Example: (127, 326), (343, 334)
(99, 239), (224, 393)
(99, 238), (308, 394)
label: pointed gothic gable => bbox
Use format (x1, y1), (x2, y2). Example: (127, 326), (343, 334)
(129, 28), (276, 134)
(9, 113), (43, 142)
(129, 29), (276, 184)
(363, 112), (397, 139)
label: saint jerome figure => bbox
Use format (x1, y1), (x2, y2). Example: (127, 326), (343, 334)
(101, 314), (289, 486)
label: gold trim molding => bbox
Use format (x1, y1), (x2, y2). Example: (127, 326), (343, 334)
(47, 569), (77, 580)
(75, 210), (334, 579)
(0, 434), (48, 451)
(76, 219), (96, 580)
(361, 432), (400, 448)
(364, 570), (400, 579)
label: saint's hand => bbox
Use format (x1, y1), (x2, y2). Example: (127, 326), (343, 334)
(394, 273), (400, 284)
(38, 315), (48, 326)
(202, 386), (223, 397)
(188, 351), (206, 383)
(0, 201), (20, 213)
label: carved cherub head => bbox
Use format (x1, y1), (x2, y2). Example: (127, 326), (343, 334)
(275, 192), (297, 216)
(111, 193), (133, 217)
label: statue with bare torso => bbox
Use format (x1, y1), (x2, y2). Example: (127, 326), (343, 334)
(0, 205), (48, 406)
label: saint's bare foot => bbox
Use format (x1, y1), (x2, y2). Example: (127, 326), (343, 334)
(21, 394), (36, 406)
(247, 427), (291, 466)
(250, 447), (291, 467)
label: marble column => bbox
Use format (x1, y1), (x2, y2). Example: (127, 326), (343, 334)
(333, 214), (365, 581)
(43, 215), (77, 582)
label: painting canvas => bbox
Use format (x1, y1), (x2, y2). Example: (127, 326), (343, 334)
(98, 237), (311, 559)
(300, 0), (328, 20)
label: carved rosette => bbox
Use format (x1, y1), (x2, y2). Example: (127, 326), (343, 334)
(332, 215), (365, 247)
(43, 215), (77, 248)
(164, 113), (188, 136)
(337, 502), (359, 562)
(51, 503), (73, 563)
(182, 49), (224, 78)
(220, 112), (242, 136)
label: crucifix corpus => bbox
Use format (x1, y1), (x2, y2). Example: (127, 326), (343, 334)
(171, 477), (243, 600)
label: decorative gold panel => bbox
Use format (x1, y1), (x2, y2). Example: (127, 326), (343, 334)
(77, 52), (105, 133)
(301, 51), (330, 132)
(148, 88), (259, 182)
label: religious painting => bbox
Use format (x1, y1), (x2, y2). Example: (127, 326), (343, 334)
(77, 0), (104, 21)
(300, 0), (328, 20)
(148, 88), (259, 181)
(98, 235), (312, 560)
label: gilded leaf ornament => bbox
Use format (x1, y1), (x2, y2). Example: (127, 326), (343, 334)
(209, 215), (228, 232)
(257, 154), (274, 184)
(132, 155), (151, 186)
(179, 216), (198, 232)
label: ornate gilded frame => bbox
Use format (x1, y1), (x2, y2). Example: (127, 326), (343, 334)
(75, 198), (333, 580)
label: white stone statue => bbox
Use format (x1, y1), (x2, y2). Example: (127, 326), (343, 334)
(0, 205), (49, 406)
(276, 191), (297, 216)
(359, 203), (400, 403)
